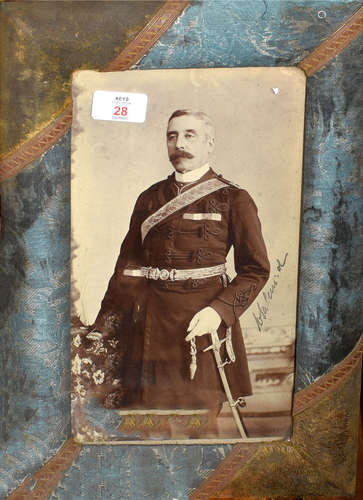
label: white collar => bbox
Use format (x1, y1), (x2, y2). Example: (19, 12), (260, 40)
(175, 163), (210, 183)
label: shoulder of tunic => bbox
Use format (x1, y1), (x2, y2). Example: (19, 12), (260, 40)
(142, 178), (167, 195)
(213, 172), (256, 206)
(214, 172), (242, 190)
(214, 172), (251, 197)
(136, 177), (170, 203)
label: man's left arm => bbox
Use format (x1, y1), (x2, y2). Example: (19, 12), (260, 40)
(186, 189), (270, 339)
(210, 189), (270, 328)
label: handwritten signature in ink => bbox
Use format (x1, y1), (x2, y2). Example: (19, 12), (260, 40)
(252, 252), (288, 332)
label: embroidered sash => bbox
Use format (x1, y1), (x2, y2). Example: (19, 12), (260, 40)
(141, 178), (225, 243)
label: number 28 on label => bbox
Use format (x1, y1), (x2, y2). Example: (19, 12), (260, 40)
(113, 106), (128, 117)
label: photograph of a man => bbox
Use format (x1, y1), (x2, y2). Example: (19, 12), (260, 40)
(90, 109), (270, 425)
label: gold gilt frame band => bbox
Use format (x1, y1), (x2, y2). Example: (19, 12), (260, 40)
(298, 6), (363, 76)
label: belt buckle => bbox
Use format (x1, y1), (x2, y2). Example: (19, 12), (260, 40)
(147, 267), (160, 280)
(159, 269), (170, 280)
(169, 269), (177, 281)
(147, 267), (177, 281)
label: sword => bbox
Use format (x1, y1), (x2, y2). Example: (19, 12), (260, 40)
(189, 330), (248, 439)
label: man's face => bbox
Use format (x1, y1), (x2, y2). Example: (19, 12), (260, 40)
(166, 115), (214, 173)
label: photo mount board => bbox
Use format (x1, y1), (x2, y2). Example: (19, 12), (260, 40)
(71, 66), (306, 444)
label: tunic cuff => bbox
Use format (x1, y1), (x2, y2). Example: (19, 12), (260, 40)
(209, 299), (236, 329)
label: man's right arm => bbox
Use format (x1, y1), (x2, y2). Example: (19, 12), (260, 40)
(92, 194), (145, 333)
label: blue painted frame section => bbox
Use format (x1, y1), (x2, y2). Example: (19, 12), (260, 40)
(0, 134), (71, 497)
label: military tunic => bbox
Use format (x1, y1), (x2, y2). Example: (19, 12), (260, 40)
(94, 168), (270, 409)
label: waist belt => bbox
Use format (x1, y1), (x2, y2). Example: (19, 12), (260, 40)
(123, 263), (226, 281)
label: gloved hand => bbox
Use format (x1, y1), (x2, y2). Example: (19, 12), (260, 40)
(185, 306), (222, 342)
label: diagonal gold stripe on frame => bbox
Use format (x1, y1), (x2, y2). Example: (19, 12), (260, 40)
(298, 5), (363, 76)
(6, 439), (82, 500)
(0, 0), (190, 183)
(292, 334), (363, 415)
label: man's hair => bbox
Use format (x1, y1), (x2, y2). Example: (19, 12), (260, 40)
(168, 109), (215, 141)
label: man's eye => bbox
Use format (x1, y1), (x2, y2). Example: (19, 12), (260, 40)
(185, 133), (194, 139)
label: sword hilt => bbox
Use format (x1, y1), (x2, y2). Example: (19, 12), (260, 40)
(203, 331), (226, 353)
(231, 396), (246, 408)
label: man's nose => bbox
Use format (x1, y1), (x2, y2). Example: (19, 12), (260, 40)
(176, 136), (186, 149)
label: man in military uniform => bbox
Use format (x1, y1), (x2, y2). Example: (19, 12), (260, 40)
(92, 109), (270, 418)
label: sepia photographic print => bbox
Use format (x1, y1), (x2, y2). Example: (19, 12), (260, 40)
(71, 67), (306, 444)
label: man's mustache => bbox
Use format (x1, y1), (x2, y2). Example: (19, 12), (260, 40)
(169, 150), (194, 161)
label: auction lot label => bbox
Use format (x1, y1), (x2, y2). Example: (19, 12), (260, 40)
(91, 91), (148, 123)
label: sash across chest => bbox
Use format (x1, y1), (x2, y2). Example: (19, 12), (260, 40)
(141, 178), (226, 243)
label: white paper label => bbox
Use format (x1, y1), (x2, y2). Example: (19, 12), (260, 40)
(91, 91), (148, 123)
